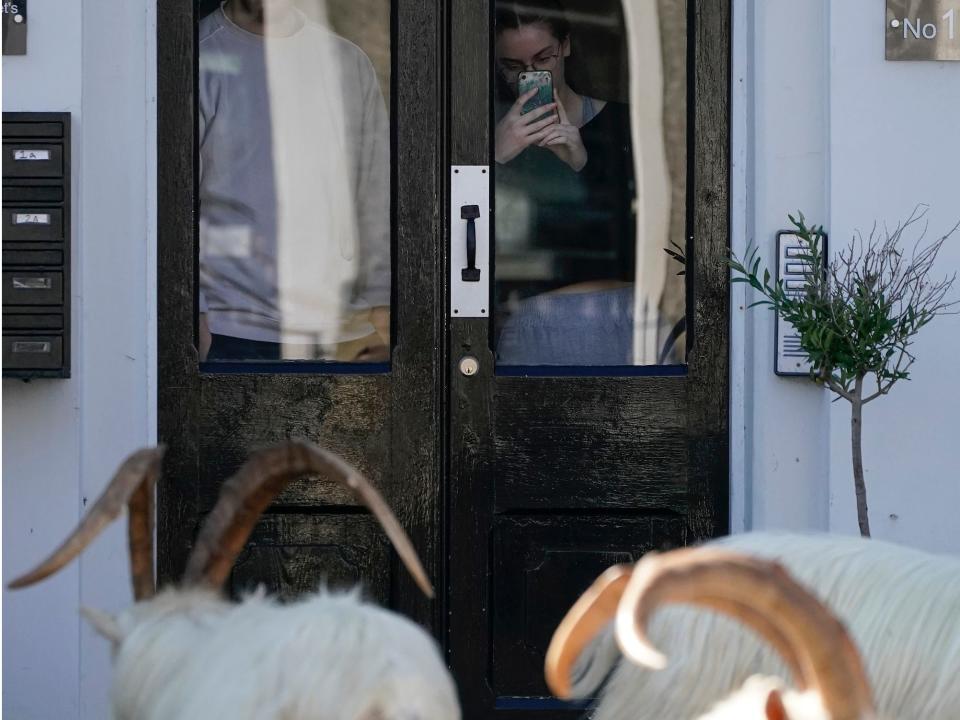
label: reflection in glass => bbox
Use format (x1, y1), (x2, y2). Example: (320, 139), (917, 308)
(493, 0), (687, 366)
(197, 0), (391, 362)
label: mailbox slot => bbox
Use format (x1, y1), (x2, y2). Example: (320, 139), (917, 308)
(3, 250), (64, 266)
(3, 336), (64, 370)
(2, 122), (64, 139)
(3, 271), (64, 305)
(3, 208), (64, 241)
(3, 185), (64, 203)
(3, 143), (64, 178)
(4, 313), (64, 331)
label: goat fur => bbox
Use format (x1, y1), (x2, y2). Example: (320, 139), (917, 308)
(570, 532), (960, 720)
(95, 586), (459, 720)
(696, 675), (837, 720)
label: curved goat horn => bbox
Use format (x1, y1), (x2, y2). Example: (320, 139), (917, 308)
(7, 447), (165, 601)
(544, 563), (632, 698)
(615, 547), (875, 720)
(182, 439), (434, 598)
(544, 560), (806, 699)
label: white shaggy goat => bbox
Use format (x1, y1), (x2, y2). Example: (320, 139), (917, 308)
(546, 546), (878, 720)
(696, 675), (869, 720)
(9, 440), (460, 720)
(545, 532), (960, 719)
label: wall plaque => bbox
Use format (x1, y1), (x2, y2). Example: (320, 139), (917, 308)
(887, 0), (960, 60)
(2, 0), (26, 55)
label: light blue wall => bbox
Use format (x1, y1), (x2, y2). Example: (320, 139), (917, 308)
(730, 0), (832, 533)
(732, 0), (960, 552)
(826, 1), (960, 551)
(2, 0), (157, 718)
(3, 2), (84, 716)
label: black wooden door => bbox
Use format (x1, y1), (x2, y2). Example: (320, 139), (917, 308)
(158, 0), (444, 632)
(446, 1), (730, 718)
(158, 1), (728, 718)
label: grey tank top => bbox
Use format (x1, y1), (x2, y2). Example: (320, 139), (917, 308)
(581, 95), (599, 125)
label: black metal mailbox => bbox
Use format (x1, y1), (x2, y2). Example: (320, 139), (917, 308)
(2, 143), (64, 178)
(3, 207), (65, 241)
(3, 112), (70, 378)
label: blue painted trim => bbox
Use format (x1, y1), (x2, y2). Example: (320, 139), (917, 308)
(495, 364), (687, 378)
(198, 362), (685, 378)
(494, 697), (594, 711)
(200, 361), (391, 375)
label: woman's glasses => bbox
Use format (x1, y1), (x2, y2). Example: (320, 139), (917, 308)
(497, 45), (562, 82)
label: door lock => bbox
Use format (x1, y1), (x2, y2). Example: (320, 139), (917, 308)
(458, 355), (480, 376)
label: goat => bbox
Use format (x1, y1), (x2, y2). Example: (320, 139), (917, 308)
(545, 532), (960, 719)
(9, 440), (460, 720)
(546, 545), (878, 720)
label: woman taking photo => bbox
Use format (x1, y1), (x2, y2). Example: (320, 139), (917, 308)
(494, 0), (638, 365)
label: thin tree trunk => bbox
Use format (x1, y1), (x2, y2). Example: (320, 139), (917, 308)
(851, 376), (870, 537)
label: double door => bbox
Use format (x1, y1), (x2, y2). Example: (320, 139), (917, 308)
(158, 1), (728, 719)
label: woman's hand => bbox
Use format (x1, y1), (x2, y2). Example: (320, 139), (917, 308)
(495, 88), (559, 164)
(538, 93), (587, 172)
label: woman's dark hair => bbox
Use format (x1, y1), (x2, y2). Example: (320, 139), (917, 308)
(495, 0), (570, 41)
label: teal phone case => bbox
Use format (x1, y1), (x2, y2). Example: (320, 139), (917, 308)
(518, 71), (553, 115)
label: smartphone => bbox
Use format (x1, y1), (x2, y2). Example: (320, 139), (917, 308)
(518, 70), (554, 117)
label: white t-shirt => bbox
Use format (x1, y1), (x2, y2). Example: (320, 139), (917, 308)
(198, 6), (390, 346)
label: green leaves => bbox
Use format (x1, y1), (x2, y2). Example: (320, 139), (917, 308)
(664, 240), (686, 276)
(728, 208), (958, 404)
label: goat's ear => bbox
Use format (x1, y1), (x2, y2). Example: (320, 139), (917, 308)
(764, 688), (789, 720)
(81, 606), (124, 645)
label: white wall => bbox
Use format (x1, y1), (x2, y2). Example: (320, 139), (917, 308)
(1, 0), (157, 718)
(826, 1), (960, 553)
(733, 0), (960, 553)
(731, 0), (833, 533)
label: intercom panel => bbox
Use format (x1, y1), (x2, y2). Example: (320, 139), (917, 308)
(774, 230), (827, 377)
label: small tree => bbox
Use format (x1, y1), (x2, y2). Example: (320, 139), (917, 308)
(729, 206), (958, 537)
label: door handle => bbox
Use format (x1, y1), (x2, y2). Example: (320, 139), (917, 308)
(461, 205), (481, 282)
(450, 165), (488, 317)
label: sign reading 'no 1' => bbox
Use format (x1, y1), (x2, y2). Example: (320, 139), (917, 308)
(887, 0), (960, 60)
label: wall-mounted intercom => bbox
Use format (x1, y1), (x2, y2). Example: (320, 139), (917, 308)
(774, 229), (827, 377)
(3, 112), (71, 378)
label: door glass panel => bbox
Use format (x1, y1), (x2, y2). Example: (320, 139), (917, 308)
(493, 0), (687, 366)
(197, 0), (391, 363)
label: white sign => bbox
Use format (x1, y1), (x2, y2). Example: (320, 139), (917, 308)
(13, 212), (50, 225)
(13, 149), (50, 161)
(12, 276), (52, 289)
(11, 341), (51, 354)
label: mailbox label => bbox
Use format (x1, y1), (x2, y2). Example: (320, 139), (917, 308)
(14, 148), (50, 161)
(13, 212), (50, 225)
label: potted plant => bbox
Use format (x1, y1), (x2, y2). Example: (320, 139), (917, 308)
(729, 206), (958, 536)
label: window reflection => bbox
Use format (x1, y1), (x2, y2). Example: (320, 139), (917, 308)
(197, 0), (391, 362)
(493, 0), (687, 366)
